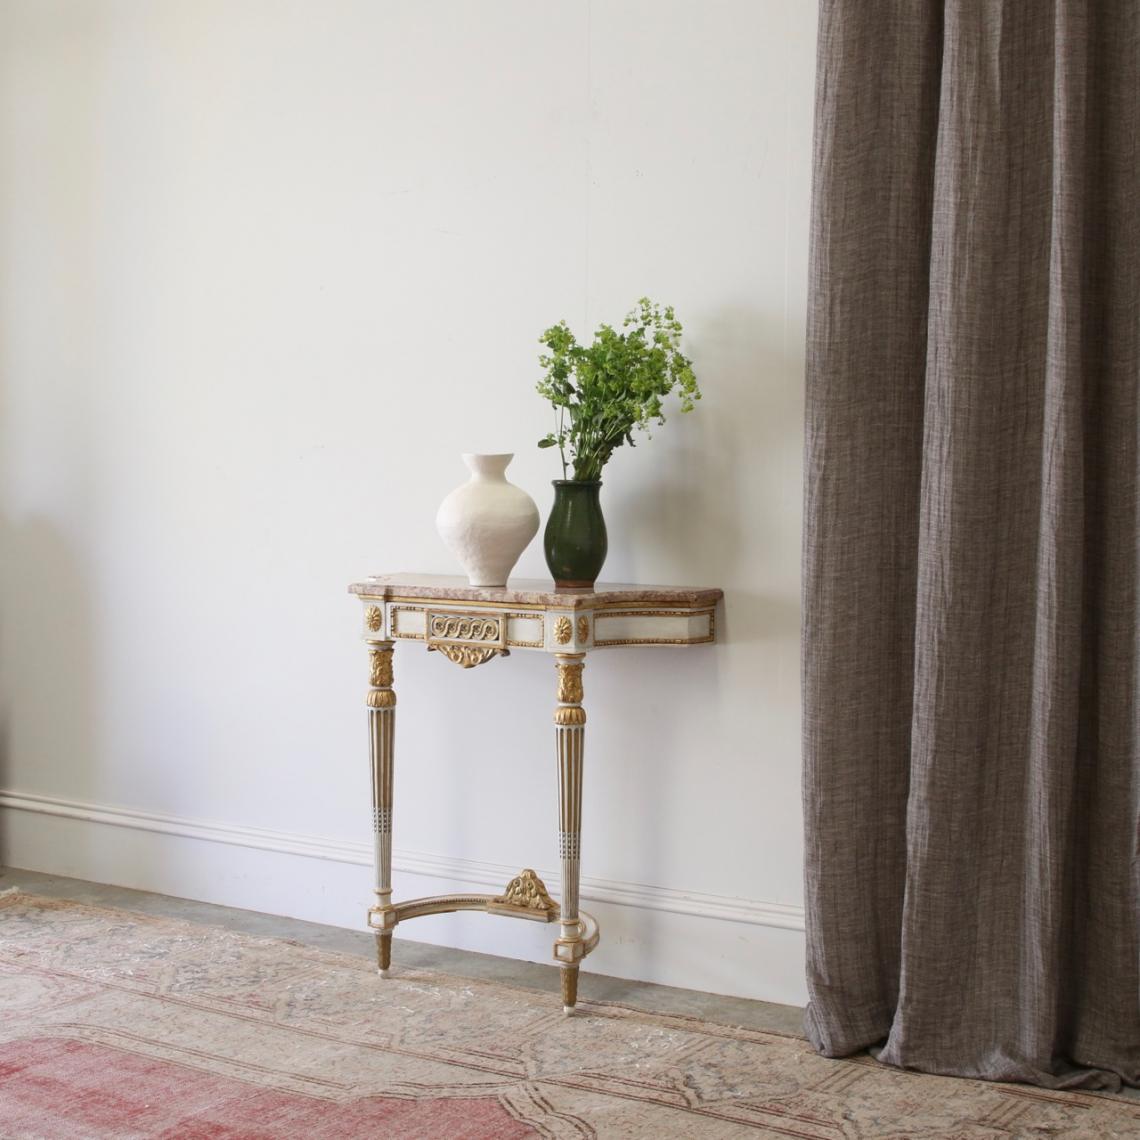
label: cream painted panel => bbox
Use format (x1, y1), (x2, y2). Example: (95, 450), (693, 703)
(507, 615), (544, 647)
(593, 610), (713, 647)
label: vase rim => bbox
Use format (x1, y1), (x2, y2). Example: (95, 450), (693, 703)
(463, 453), (513, 477)
(551, 478), (602, 486)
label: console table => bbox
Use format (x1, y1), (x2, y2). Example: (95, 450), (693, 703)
(348, 573), (723, 1012)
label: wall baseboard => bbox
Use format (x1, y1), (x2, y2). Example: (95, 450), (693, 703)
(0, 788), (804, 932)
(0, 788), (808, 1005)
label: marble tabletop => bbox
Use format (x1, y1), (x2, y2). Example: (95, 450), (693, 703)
(349, 573), (723, 610)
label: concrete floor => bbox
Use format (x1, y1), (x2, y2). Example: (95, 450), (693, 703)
(0, 865), (806, 1037)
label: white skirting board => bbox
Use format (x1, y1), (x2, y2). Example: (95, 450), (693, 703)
(0, 790), (809, 1007)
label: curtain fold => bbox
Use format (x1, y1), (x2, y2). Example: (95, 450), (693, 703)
(803, 0), (1139, 1090)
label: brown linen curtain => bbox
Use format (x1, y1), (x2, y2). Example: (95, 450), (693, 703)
(802, 1), (1139, 1091)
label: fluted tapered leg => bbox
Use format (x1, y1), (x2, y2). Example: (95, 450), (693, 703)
(553, 653), (586, 1012)
(367, 641), (396, 975)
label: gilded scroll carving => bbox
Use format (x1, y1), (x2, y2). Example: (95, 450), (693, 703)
(430, 614), (500, 642)
(494, 869), (557, 916)
(430, 644), (504, 669)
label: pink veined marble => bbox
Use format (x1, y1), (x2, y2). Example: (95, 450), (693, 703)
(348, 573), (724, 610)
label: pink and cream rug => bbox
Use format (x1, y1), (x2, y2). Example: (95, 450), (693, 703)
(0, 890), (1136, 1138)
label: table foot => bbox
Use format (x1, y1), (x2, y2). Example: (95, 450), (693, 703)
(376, 932), (392, 975)
(560, 964), (579, 1012)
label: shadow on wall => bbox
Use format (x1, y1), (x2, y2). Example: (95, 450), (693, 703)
(0, 676), (7, 864)
(0, 0), (113, 876)
(615, 304), (802, 644)
(0, 514), (98, 873)
(587, 304), (802, 957)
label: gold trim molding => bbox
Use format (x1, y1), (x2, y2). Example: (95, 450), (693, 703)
(506, 612), (545, 648)
(592, 608), (716, 647)
(366, 690), (397, 709)
(390, 605), (426, 640)
(554, 706), (586, 726)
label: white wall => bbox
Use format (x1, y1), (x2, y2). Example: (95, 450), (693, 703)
(0, 0), (816, 1006)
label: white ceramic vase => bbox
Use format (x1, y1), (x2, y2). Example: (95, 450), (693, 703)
(436, 454), (539, 587)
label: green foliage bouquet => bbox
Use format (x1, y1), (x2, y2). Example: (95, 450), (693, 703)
(536, 298), (701, 482)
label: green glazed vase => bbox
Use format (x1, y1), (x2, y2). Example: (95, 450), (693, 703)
(544, 480), (607, 589)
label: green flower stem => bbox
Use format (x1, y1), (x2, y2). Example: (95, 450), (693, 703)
(535, 298), (701, 482)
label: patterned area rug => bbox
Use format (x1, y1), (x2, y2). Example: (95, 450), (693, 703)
(0, 892), (1136, 1138)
